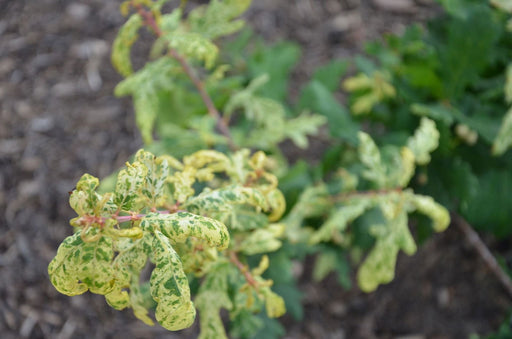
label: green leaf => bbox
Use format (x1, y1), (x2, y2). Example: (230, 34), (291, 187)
(433, 5), (501, 98)
(406, 117), (440, 165)
(229, 309), (264, 339)
(115, 58), (179, 144)
(141, 212), (230, 250)
(111, 14), (142, 77)
(313, 248), (351, 289)
(410, 103), (455, 125)
(493, 106), (512, 155)
(150, 230), (196, 331)
(313, 251), (336, 282)
(298, 81), (359, 144)
(251, 315), (285, 339)
(311, 59), (348, 92)
(48, 231), (115, 296)
(461, 170), (512, 237)
(247, 41), (301, 102)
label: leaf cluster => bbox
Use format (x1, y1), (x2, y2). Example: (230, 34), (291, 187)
(342, 0), (512, 237)
(49, 149), (287, 337)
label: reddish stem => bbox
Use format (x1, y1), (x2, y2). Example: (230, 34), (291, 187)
(333, 187), (403, 202)
(229, 251), (259, 288)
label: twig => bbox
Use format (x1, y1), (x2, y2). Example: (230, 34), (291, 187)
(229, 251), (259, 288)
(332, 187), (403, 202)
(133, 3), (237, 151)
(452, 212), (512, 298)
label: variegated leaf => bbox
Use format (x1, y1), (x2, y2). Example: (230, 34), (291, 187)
(141, 212), (229, 250)
(111, 14), (142, 77)
(115, 162), (147, 211)
(357, 210), (416, 292)
(150, 230), (196, 331)
(406, 117), (440, 165)
(48, 231), (115, 296)
(407, 193), (450, 232)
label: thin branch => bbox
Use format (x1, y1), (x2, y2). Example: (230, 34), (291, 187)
(229, 251), (259, 288)
(452, 212), (512, 298)
(332, 187), (403, 202)
(133, 3), (237, 151)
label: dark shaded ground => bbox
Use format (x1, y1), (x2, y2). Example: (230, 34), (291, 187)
(1, 0), (510, 338)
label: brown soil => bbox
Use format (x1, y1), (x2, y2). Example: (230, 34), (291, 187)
(1, 1), (510, 338)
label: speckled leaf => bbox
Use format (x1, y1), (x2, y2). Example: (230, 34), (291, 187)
(150, 230), (196, 331)
(168, 167), (196, 203)
(115, 162), (147, 211)
(406, 117), (440, 165)
(134, 150), (170, 205)
(141, 212), (229, 250)
(111, 14), (142, 77)
(310, 200), (372, 244)
(358, 132), (387, 187)
(69, 174), (100, 216)
(357, 211), (416, 292)
(183, 149), (230, 171)
(105, 288), (130, 311)
(184, 186), (268, 227)
(48, 231), (115, 296)
(407, 193), (450, 232)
